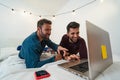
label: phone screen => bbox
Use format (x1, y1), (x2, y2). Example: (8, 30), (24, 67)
(34, 70), (50, 80)
(36, 70), (49, 76)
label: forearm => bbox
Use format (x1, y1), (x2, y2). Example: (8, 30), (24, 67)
(46, 40), (58, 51)
(26, 56), (55, 68)
(35, 56), (55, 67)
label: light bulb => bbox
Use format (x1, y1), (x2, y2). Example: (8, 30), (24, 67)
(11, 8), (15, 13)
(72, 10), (76, 15)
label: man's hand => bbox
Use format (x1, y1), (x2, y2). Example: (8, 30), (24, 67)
(57, 46), (68, 57)
(55, 53), (62, 61)
(65, 54), (80, 61)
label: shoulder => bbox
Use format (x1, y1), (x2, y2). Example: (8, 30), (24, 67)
(78, 36), (86, 43)
(60, 34), (69, 45)
(22, 32), (39, 46)
(60, 34), (69, 42)
(62, 34), (69, 39)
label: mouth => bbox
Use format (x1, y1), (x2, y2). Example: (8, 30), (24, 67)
(44, 34), (50, 39)
(72, 38), (78, 42)
(73, 37), (77, 40)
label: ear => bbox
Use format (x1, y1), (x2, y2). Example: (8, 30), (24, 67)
(37, 27), (41, 31)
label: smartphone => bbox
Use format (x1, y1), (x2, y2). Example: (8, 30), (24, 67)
(34, 70), (50, 80)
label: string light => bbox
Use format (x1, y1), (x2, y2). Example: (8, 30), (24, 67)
(0, 0), (96, 17)
(24, 11), (26, 13)
(11, 8), (15, 13)
(72, 10), (76, 15)
(52, 15), (55, 20)
(11, 8), (14, 11)
(29, 12), (32, 15)
(21, 10), (27, 16)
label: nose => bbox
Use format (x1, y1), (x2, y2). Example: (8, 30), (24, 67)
(74, 34), (78, 38)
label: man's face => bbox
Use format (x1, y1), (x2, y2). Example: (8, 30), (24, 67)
(67, 28), (79, 43)
(38, 23), (51, 40)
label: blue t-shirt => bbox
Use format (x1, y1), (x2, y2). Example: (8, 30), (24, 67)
(19, 32), (58, 68)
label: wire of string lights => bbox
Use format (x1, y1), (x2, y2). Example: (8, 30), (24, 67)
(0, 0), (97, 18)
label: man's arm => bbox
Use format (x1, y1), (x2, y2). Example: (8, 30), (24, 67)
(23, 46), (55, 68)
(46, 39), (58, 51)
(79, 39), (88, 59)
(59, 35), (67, 48)
(46, 39), (68, 57)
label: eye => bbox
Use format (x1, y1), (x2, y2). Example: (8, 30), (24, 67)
(45, 29), (51, 31)
(77, 32), (79, 34)
(71, 33), (75, 35)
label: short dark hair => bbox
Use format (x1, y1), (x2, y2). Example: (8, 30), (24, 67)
(66, 22), (80, 33)
(37, 19), (52, 28)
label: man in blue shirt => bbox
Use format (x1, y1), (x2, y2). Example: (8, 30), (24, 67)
(19, 19), (68, 68)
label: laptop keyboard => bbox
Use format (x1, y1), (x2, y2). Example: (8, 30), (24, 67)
(70, 62), (88, 73)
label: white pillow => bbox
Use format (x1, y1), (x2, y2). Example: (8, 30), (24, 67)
(0, 47), (19, 60)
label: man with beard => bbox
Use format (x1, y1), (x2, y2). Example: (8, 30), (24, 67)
(59, 22), (88, 60)
(19, 19), (68, 68)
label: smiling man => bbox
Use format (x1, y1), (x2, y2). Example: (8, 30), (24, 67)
(19, 19), (68, 68)
(59, 22), (88, 60)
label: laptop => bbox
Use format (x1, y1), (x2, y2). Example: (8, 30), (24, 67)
(58, 21), (113, 80)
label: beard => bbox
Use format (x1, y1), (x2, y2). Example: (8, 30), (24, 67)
(41, 31), (50, 40)
(69, 38), (78, 43)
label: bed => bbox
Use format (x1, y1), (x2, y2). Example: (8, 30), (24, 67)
(0, 47), (57, 80)
(0, 47), (120, 80)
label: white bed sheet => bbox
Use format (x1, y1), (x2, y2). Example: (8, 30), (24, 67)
(45, 61), (120, 80)
(0, 54), (120, 80)
(95, 62), (120, 80)
(0, 54), (65, 80)
(0, 54), (26, 79)
(0, 53), (65, 80)
(0, 51), (56, 77)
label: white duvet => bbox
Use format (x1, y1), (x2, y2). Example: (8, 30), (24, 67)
(1, 54), (120, 80)
(0, 54), (26, 79)
(0, 54), (66, 80)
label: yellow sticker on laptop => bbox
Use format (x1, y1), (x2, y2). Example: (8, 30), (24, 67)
(101, 45), (108, 60)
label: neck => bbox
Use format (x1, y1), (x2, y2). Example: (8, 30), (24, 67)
(69, 38), (74, 43)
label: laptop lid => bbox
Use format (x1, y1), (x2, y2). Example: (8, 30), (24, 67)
(86, 20), (113, 80)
